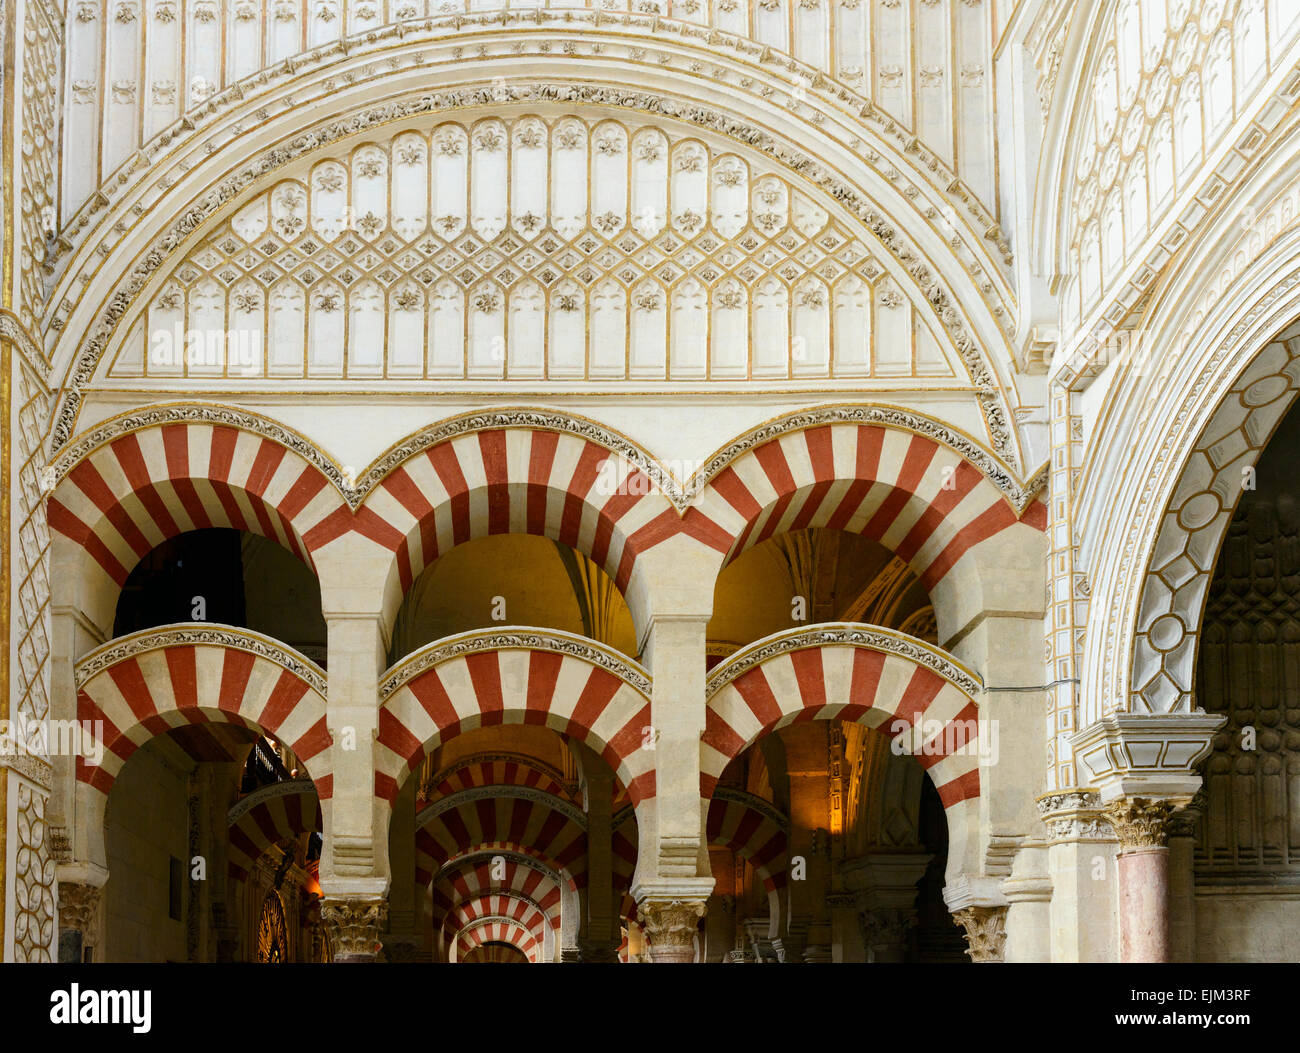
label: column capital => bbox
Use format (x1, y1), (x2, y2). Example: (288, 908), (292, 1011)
(1071, 712), (1225, 803)
(1035, 788), (1117, 843)
(860, 907), (915, 949)
(952, 905), (1008, 963)
(1101, 796), (1191, 852)
(320, 894), (388, 962)
(636, 897), (706, 964)
(57, 880), (102, 934)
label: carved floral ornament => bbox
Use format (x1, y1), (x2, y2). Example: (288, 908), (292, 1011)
(54, 96), (1017, 470)
(49, 26), (1011, 383)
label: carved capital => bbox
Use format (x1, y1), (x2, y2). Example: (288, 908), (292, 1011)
(1102, 796), (1189, 851)
(637, 899), (705, 963)
(860, 907), (914, 949)
(57, 881), (101, 934)
(320, 896), (388, 962)
(952, 905), (1007, 963)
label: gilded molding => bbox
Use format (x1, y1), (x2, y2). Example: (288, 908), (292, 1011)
(705, 623), (982, 700)
(380, 627), (650, 700)
(74, 623), (328, 696)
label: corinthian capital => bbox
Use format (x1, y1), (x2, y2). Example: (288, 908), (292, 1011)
(952, 905), (1007, 963)
(321, 896), (388, 962)
(1102, 796), (1190, 851)
(57, 882), (102, 934)
(637, 899), (705, 963)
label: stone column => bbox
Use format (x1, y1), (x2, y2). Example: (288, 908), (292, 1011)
(637, 898), (704, 964)
(321, 895), (388, 963)
(57, 873), (106, 963)
(1036, 790), (1118, 962)
(1072, 713), (1223, 964)
(1001, 839), (1052, 962)
(1103, 797), (1187, 963)
(573, 742), (620, 962)
(625, 536), (719, 960)
(1168, 799), (1202, 963)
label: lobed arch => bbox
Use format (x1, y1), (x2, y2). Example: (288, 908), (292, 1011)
(702, 624), (983, 879)
(376, 628), (653, 807)
(75, 626), (333, 822)
(226, 780), (322, 883)
(681, 406), (1046, 643)
(47, 404), (352, 636)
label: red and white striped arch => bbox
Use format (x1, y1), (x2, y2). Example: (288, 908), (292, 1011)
(421, 756), (577, 806)
(414, 787), (588, 890)
(76, 627), (333, 799)
(446, 894), (553, 944)
(354, 421), (679, 601)
(377, 630), (653, 805)
(49, 411), (351, 587)
(227, 782), (321, 882)
(707, 790), (789, 892)
(431, 857), (563, 931)
(686, 417), (1045, 590)
(702, 626), (982, 812)
(456, 917), (542, 963)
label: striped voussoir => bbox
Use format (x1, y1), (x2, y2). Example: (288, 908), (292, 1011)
(356, 428), (678, 595)
(688, 423), (1046, 589)
(227, 783), (321, 882)
(431, 858), (562, 932)
(48, 421), (350, 585)
(415, 788), (588, 890)
(378, 633), (653, 805)
(75, 631), (332, 799)
(447, 895), (552, 945)
(707, 790), (789, 891)
(457, 917), (542, 963)
(421, 757), (576, 806)
(702, 627), (981, 810)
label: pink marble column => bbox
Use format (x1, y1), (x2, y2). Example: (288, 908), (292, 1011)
(1104, 797), (1184, 964)
(1116, 847), (1169, 962)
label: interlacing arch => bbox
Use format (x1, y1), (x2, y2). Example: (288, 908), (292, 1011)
(683, 406), (1046, 592)
(354, 411), (682, 607)
(702, 625), (982, 858)
(47, 405), (353, 589)
(75, 626), (333, 799)
(376, 629), (653, 805)
(414, 785), (589, 890)
(226, 781), (321, 883)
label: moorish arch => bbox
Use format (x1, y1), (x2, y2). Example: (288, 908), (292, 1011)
(442, 894), (554, 957)
(430, 856), (563, 938)
(413, 785), (590, 894)
(455, 916), (543, 963)
(702, 624), (983, 880)
(226, 780), (322, 884)
(352, 411), (682, 636)
(70, 626), (333, 878)
(1077, 219), (1300, 734)
(46, 404), (353, 636)
(375, 628), (654, 806)
(682, 406), (1046, 643)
